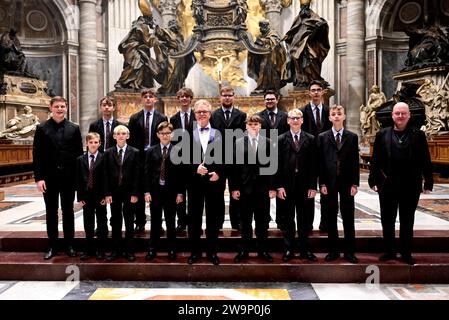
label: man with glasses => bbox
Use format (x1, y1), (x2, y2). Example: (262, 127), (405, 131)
(369, 102), (433, 265)
(276, 109), (318, 262)
(211, 86), (247, 231)
(301, 80), (332, 233)
(128, 88), (168, 233)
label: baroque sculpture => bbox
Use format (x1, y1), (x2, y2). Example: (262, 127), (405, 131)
(283, 0), (330, 89)
(417, 78), (449, 135)
(0, 106), (39, 139)
(360, 85), (386, 136)
(0, 28), (37, 78)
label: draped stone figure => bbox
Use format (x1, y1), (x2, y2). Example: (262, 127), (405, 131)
(283, 0), (330, 89)
(115, 15), (165, 90)
(247, 20), (288, 94)
(0, 29), (37, 78)
(360, 85), (386, 136)
(0, 106), (39, 139)
(155, 20), (196, 95)
(417, 78), (449, 135)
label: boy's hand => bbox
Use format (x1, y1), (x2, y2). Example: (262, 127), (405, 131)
(145, 193), (152, 203)
(79, 200), (86, 207)
(131, 195), (138, 203)
(37, 180), (46, 193)
(176, 194), (184, 204)
(105, 196), (112, 204)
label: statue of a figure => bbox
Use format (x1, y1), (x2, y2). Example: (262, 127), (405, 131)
(0, 29), (37, 78)
(191, 0), (206, 26)
(403, 24), (449, 71)
(283, 0), (330, 89)
(360, 85), (386, 136)
(115, 15), (165, 90)
(155, 20), (196, 95)
(0, 106), (39, 139)
(247, 20), (288, 94)
(231, 0), (248, 26)
(417, 78), (449, 135)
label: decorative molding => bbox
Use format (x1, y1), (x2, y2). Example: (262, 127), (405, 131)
(260, 0), (282, 13)
(26, 10), (48, 32)
(398, 2), (421, 24)
(159, 0), (181, 14)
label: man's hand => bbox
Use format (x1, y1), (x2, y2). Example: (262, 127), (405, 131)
(277, 188), (287, 200)
(371, 185), (378, 192)
(145, 193), (152, 203)
(36, 180), (46, 193)
(176, 194), (184, 204)
(79, 200), (86, 207)
(269, 190), (277, 199)
(232, 190), (240, 200)
(209, 172), (219, 182)
(105, 196), (113, 204)
(197, 163), (208, 175)
(320, 185), (328, 195)
(131, 196), (138, 203)
(351, 185), (358, 197)
(308, 189), (317, 198)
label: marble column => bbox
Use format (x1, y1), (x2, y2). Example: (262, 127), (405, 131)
(346, 0), (365, 134)
(79, 0), (98, 136)
(159, 0), (181, 27)
(261, 0), (283, 34)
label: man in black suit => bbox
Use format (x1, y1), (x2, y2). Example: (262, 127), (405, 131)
(256, 89), (289, 231)
(88, 96), (123, 153)
(369, 102), (433, 265)
(144, 122), (184, 261)
(169, 87), (195, 232)
(104, 125), (140, 262)
(76, 132), (108, 260)
(184, 99), (224, 265)
(276, 108), (318, 262)
(33, 96), (83, 260)
(231, 115), (277, 263)
(210, 86), (247, 230)
(128, 88), (168, 232)
(318, 105), (359, 264)
(301, 80), (332, 232)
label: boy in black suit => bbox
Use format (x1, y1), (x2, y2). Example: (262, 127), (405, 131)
(104, 125), (140, 262)
(318, 105), (359, 264)
(230, 115), (277, 263)
(144, 122), (184, 261)
(76, 132), (108, 260)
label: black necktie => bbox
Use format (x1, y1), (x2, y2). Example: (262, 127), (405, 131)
(294, 134), (300, 150)
(87, 154), (95, 189)
(105, 121), (111, 150)
(336, 132), (341, 149)
(224, 110), (230, 123)
(269, 111), (276, 127)
(118, 148), (123, 186)
(160, 146), (168, 183)
(315, 107), (321, 131)
(145, 111), (151, 146)
(184, 112), (189, 130)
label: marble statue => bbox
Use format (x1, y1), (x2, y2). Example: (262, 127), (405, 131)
(0, 106), (39, 139)
(417, 78), (449, 135)
(360, 85), (386, 136)
(0, 29), (37, 78)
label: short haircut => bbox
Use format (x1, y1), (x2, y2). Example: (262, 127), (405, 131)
(308, 80), (324, 90)
(288, 108), (303, 117)
(140, 88), (157, 97)
(50, 96), (67, 106)
(330, 104), (345, 114)
(99, 96), (114, 106)
(264, 89), (279, 99)
(246, 114), (263, 124)
(220, 86), (234, 95)
(157, 121), (173, 132)
(194, 99), (212, 111)
(113, 124), (129, 135)
(176, 87), (194, 99)
(86, 132), (101, 143)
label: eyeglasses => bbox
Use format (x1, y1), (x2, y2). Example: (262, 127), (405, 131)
(221, 94), (234, 98)
(265, 98), (276, 101)
(393, 112), (409, 116)
(288, 116), (302, 121)
(158, 132), (172, 136)
(310, 89), (323, 93)
(195, 110), (210, 115)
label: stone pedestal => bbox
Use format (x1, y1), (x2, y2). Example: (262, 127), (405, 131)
(393, 66), (449, 90)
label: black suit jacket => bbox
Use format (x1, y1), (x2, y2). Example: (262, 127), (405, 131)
(76, 152), (105, 201)
(368, 126), (433, 192)
(33, 118), (83, 183)
(144, 144), (184, 195)
(128, 109), (168, 155)
(88, 118), (124, 152)
(210, 107), (247, 137)
(301, 103), (332, 138)
(318, 129), (360, 190)
(256, 109), (289, 139)
(170, 109), (194, 146)
(276, 131), (318, 192)
(230, 135), (275, 194)
(103, 145), (140, 197)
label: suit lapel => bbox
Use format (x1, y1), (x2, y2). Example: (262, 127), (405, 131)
(339, 130), (349, 150)
(228, 108), (238, 127)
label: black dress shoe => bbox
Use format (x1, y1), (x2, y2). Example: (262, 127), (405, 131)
(282, 250), (294, 262)
(300, 251), (318, 262)
(231, 224), (241, 231)
(208, 254), (220, 265)
(379, 253), (397, 262)
(66, 246), (77, 258)
(176, 225), (186, 233)
(400, 254), (416, 265)
(257, 251), (274, 262)
(80, 252), (92, 261)
(318, 224), (328, 232)
(168, 250), (177, 260)
(325, 252), (340, 262)
(125, 252), (136, 262)
(43, 248), (57, 260)
(344, 253), (359, 264)
(106, 251), (119, 261)
(145, 249), (157, 261)
(234, 251), (249, 263)
(188, 253), (200, 264)
(96, 251), (105, 260)
(135, 225), (145, 233)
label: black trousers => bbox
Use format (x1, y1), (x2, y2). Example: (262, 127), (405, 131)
(379, 182), (420, 256)
(134, 193), (146, 227)
(176, 192), (188, 227)
(324, 179), (356, 255)
(43, 178), (75, 249)
(149, 185), (177, 251)
(305, 193), (328, 230)
(82, 192), (108, 253)
(110, 188), (135, 253)
(217, 170), (241, 229)
(239, 190), (270, 253)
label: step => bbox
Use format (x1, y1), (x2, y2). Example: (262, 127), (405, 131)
(1, 230), (449, 253)
(0, 252), (448, 283)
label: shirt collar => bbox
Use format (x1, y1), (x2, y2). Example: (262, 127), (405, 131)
(290, 129), (301, 137)
(222, 106), (233, 113)
(116, 144), (127, 153)
(103, 117), (113, 124)
(160, 143), (170, 150)
(311, 102), (322, 110)
(267, 108), (278, 114)
(88, 151), (99, 158)
(332, 127), (344, 136)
